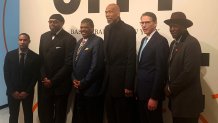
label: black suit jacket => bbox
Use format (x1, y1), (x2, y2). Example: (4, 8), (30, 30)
(136, 31), (169, 101)
(72, 34), (105, 96)
(104, 20), (136, 97)
(4, 49), (40, 95)
(39, 29), (76, 95)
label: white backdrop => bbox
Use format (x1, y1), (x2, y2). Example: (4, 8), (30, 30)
(20, 0), (218, 123)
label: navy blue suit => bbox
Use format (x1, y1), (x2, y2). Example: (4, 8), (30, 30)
(136, 31), (169, 123)
(72, 34), (105, 123)
(4, 49), (40, 123)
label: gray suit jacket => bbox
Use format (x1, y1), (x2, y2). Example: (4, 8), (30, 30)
(168, 31), (204, 117)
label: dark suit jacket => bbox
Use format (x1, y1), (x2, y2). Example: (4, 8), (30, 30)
(136, 31), (169, 101)
(168, 31), (204, 117)
(72, 34), (104, 97)
(104, 20), (136, 97)
(39, 29), (76, 95)
(4, 49), (40, 95)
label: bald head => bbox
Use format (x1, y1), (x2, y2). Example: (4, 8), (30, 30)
(105, 3), (120, 24)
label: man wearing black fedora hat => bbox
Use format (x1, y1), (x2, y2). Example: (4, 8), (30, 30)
(38, 14), (76, 123)
(164, 12), (204, 123)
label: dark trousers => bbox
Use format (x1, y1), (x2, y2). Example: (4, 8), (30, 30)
(72, 93), (104, 123)
(138, 100), (163, 123)
(8, 94), (34, 123)
(38, 92), (69, 123)
(173, 117), (199, 123)
(105, 95), (137, 123)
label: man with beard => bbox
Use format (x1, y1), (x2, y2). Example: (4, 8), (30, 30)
(38, 14), (76, 123)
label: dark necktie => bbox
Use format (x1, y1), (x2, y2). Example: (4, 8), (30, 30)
(19, 52), (25, 82)
(168, 41), (179, 82)
(20, 52), (25, 68)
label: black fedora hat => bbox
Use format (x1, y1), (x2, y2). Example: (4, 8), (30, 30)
(164, 12), (193, 28)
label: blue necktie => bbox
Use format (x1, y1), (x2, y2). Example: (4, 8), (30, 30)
(139, 37), (148, 61)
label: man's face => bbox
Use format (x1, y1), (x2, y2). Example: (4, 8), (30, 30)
(140, 15), (156, 36)
(18, 35), (30, 50)
(169, 23), (186, 39)
(105, 5), (120, 24)
(80, 23), (93, 39)
(48, 19), (63, 33)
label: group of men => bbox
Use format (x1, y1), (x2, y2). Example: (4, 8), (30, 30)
(4, 3), (204, 123)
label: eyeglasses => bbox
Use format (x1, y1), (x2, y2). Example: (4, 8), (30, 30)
(139, 21), (152, 25)
(48, 20), (60, 24)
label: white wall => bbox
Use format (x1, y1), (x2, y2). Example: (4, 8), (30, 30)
(20, 0), (218, 123)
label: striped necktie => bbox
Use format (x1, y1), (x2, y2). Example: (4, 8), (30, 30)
(75, 39), (86, 61)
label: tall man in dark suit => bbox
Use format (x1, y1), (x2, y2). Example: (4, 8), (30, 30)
(38, 14), (76, 123)
(4, 33), (40, 123)
(104, 3), (136, 123)
(136, 12), (169, 123)
(164, 12), (204, 123)
(71, 18), (105, 123)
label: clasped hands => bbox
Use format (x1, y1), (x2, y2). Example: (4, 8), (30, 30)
(12, 91), (29, 100)
(42, 77), (52, 88)
(73, 80), (80, 89)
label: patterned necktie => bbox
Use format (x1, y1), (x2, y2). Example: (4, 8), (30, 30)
(75, 39), (86, 61)
(139, 37), (148, 61)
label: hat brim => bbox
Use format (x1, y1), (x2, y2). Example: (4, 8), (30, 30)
(164, 19), (193, 28)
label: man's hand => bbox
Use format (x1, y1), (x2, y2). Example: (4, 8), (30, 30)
(42, 77), (52, 88)
(124, 89), (133, 97)
(11, 91), (21, 100)
(19, 91), (29, 99)
(73, 80), (80, 89)
(164, 85), (171, 97)
(147, 98), (158, 111)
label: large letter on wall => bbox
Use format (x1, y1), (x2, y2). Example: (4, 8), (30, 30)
(53, 0), (81, 14)
(158, 0), (172, 10)
(88, 0), (100, 13)
(117, 0), (129, 12)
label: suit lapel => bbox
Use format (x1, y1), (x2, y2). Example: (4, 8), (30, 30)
(139, 32), (158, 63)
(169, 32), (189, 62)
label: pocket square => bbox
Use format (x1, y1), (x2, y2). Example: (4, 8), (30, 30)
(56, 47), (62, 49)
(85, 48), (89, 50)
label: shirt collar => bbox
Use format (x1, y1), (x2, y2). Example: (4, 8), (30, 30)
(146, 29), (156, 41)
(19, 48), (28, 54)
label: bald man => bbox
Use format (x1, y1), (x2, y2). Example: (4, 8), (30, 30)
(103, 3), (137, 123)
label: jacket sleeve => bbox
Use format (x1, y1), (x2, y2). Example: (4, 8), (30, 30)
(26, 54), (41, 93)
(125, 27), (136, 90)
(4, 53), (14, 95)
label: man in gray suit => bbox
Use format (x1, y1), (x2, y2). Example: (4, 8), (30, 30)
(164, 12), (204, 123)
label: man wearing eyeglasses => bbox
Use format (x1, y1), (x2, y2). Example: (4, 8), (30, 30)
(38, 14), (76, 123)
(135, 12), (169, 123)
